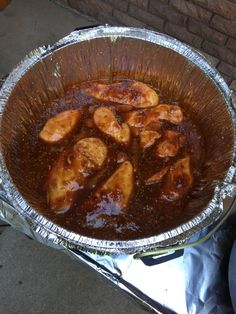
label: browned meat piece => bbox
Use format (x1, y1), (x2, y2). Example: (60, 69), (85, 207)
(125, 109), (147, 129)
(47, 137), (107, 213)
(140, 130), (161, 150)
(93, 107), (130, 145)
(39, 109), (82, 144)
(84, 81), (159, 108)
(125, 104), (182, 134)
(95, 160), (134, 211)
(74, 137), (108, 168)
(145, 105), (183, 126)
(47, 151), (80, 213)
(156, 130), (185, 158)
(161, 156), (193, 201)
(79, 161), (134, 218)
(124, 109), (162, 136)
(115, 104), (133, 112)
(124, 109), (147, 135)
(145, 167), (169, 185)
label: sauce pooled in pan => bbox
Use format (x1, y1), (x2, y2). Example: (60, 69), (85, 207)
(33, 80), (205, 240)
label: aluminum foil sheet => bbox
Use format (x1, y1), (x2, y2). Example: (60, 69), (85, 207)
(1, 198), (236, 313)
(1, 26), (236, 254)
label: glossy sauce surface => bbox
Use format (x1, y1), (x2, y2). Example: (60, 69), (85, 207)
(28, 81), (206, 240)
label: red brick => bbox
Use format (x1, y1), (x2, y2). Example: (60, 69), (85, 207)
(149, 0), (187, 26)
(220, 73), (232, 85)
(230, 80), (236, 93)
(113, 9), (146, 27)
(68, 0), (90, 15)
(200, 51), (219, 67)
(55, 0), (68, 4)
(227, 37), (236, 52)
(145, 25), (160, 32)
(188, 18), (227, 45)
(103, 0), (128, 12)
(97, 13), (118, 25)
(218, 61), (236, 79)
(128, 4), (164, 30)
(202, 41), (236, 66)
(192, 0), (236, 20)
(154, 0), (169, 3)
(211, 15), (236, 38)
(128, 0), (149, 9)
(68, 0), (112, 17)
(170, 0), (212, 23)
(165, 22), (203, 48)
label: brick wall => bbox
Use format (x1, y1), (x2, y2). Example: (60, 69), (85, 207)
(65, 0), (236, 90)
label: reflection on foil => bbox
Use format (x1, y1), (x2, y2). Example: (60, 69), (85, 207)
(1, 199), (235, 313)
(67, 212), (236, 314)
(184, 216), (236, 314)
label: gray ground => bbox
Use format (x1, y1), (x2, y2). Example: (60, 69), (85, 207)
(0, 1), (147, 313)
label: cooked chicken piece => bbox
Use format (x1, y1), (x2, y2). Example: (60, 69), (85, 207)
(48, 137), (107, 213)
(48, 151), (80, 213)
(94, 107), (130, 145)
(84, 81), (159, 108)
(145, 105), (183, 126)
(161, 156), (193, 201)
(95, 161), (134, 211)
(125, 104), (182, 133)
(145, 167), (169, 185)
(74, 137), (108, 168)
(79, 161), (134, 217)
(144, 120), (163, 132)
(124, 109), (162, 136)
(115, 104), (133, 112)
(140, 130), (161, 150)
(123, 110), (149, 134)
(39, 109), (82, 144)
(156, 130), (185, 158)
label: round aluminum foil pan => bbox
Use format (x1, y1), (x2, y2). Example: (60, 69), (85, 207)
(1, 26), (236, 254)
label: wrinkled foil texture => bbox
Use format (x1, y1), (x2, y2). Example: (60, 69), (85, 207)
(0, 26), (236, 255)
(1, 200), (236, 313)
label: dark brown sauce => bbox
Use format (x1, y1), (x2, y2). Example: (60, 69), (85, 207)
(24, 80), (206, 240)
